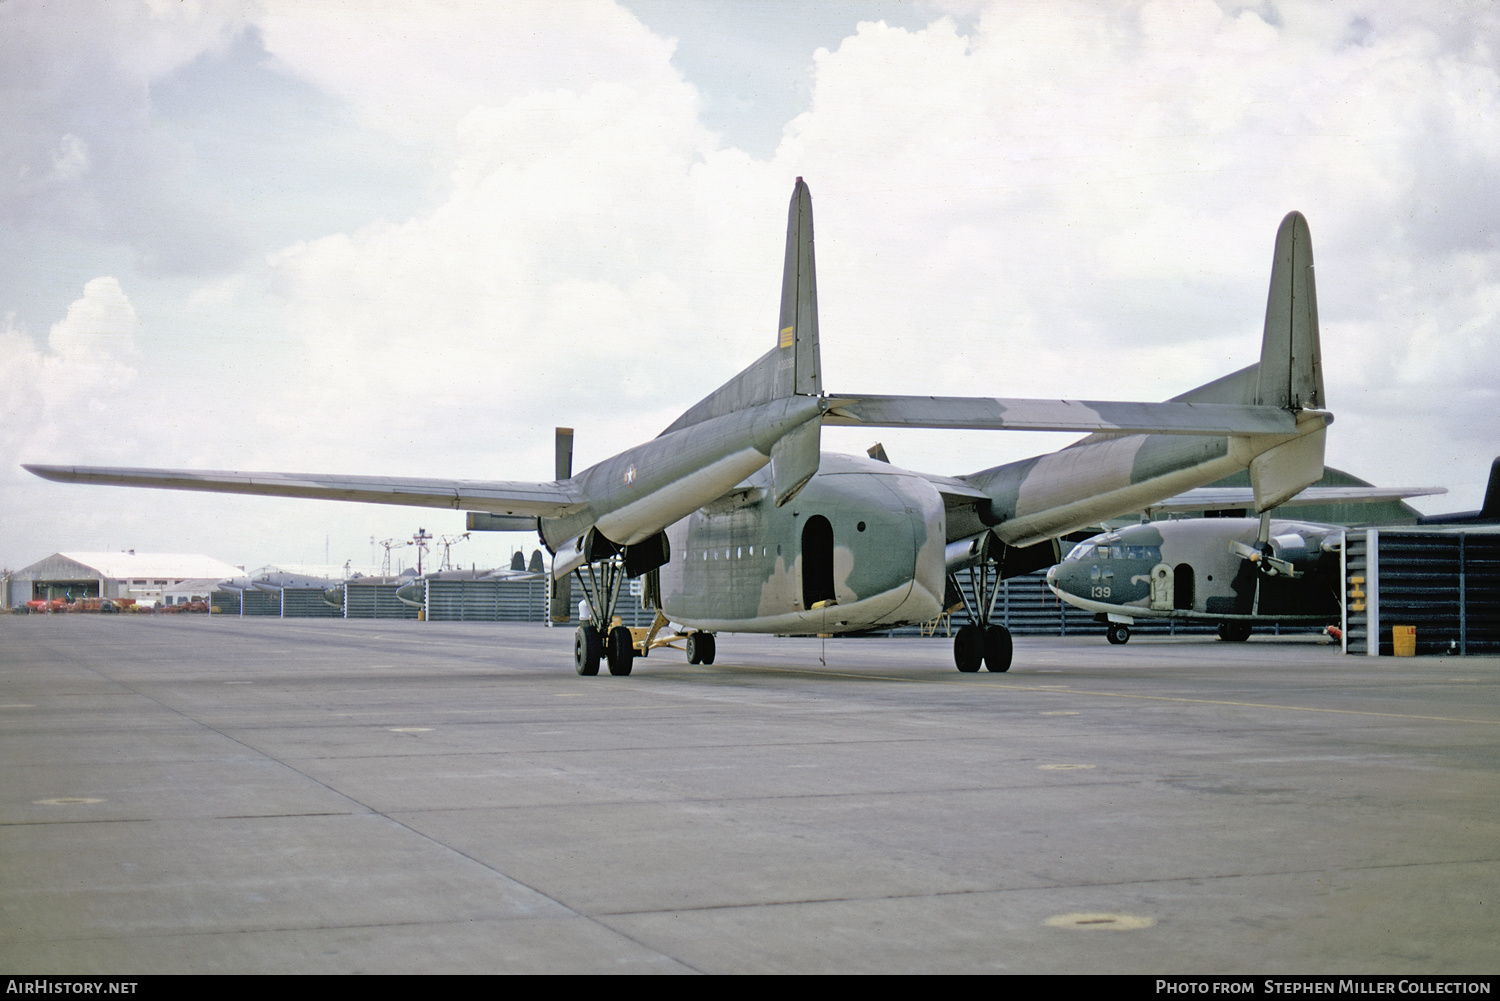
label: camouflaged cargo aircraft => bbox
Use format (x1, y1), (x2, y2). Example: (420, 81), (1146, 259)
(1048, 517), (1347, 645)
(25, 179), (1333, 676)
(1046, 461), (1491, 644)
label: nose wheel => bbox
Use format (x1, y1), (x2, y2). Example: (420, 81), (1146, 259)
(1217, 621), (1252, 642)
(1106, 623), (1130, 645)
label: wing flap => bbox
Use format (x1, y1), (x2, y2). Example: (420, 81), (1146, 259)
(22, 464), (584, 518)
(823, 395), (1299, 435)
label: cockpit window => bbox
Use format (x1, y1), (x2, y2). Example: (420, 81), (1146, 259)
(1067, 543), (1096, 561)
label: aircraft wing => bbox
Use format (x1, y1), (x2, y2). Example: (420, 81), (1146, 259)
(1144, 485), (1447, 515)
(22, 464), (585, 518)
(822, 395), (1300, 436)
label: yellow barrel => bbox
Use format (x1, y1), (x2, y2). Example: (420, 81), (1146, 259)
(1392, 625), (1416, 657)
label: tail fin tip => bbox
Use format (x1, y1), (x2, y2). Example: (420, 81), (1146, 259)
(1257, 210), (1324, 411)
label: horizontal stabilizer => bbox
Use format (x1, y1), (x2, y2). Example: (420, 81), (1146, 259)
(823, 395), (1299, 436)
(1144, 484), (1448, 516)
(23, 465), (584, 518)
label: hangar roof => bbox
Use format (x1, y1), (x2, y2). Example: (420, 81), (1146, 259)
(52, 552), (243, 580)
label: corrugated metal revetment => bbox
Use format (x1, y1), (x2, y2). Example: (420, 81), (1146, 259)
(280, 588), (342, 618)
(424, 578), (547, 622)
(343, 583), (418, 619)
(1345, 529), (1500, 655)
(241, 590), (279, 617)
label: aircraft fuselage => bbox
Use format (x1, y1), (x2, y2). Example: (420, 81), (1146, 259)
(660, 452), (946, 634)
(1045, 517), (1341, 624)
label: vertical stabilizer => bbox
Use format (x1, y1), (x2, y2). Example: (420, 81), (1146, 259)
(1257, 211), (1324, 411)
(1481, 456), (1500, 520)
(778, 177), (822, 397)
(658, 178), (824, 436)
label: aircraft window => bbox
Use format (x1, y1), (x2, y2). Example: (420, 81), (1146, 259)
(1068, 544), (1095, 561)
(1090, 565), (1100, 581)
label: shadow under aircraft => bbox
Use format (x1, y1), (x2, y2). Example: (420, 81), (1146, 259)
(26, 179), (1333, 676)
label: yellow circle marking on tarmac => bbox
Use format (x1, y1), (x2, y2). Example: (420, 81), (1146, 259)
(34, 798), (104, 805)
(388, 727), (433, 732)
(1037, 763), (1094, 771)
(1044, 912), (1156, 930)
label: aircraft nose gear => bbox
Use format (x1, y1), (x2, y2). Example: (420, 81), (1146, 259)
(949, 558), (1013, 672)
(1106, 623), (1131, 645)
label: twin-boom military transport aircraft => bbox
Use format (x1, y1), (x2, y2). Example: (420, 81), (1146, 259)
(26, 180), (1334, 676)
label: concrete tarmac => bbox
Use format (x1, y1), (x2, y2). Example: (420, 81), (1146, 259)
(1, 615), (1496, 974)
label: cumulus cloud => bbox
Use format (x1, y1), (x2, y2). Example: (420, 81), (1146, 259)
(252, 2), (1500, 493)
(0, 0), (251, 274)
(0, 278), (142, 457)
(7, 0), (1500, 569)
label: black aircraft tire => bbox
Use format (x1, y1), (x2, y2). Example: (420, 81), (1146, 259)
(954, 624), (983, 672)
(606, 625), (635, 676)
(983, 624), (1013, 672)
(575, 625), (602, 676)
(1106, 623), (1130, 645)
(686, 633), (701, 664)
(1217, 621), (1252, 642)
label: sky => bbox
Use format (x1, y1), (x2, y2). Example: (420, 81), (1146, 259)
(2, 0), (1497, 575)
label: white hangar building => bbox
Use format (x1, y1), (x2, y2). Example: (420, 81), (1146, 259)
(3, 552), (244, 607)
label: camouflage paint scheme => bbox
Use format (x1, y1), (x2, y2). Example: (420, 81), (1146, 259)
(659, 452), (946, 633)
(1045, 518), (1342, 624)
(24, 180), (1335, 667)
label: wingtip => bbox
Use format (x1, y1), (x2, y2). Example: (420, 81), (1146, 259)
(24, 464), (81, 484)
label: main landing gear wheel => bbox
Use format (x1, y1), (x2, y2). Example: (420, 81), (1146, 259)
(575, 625), (602, 676)
(954, 624), (984, 672)
(1217, 621), (1252, 642)
(983, 624), (1012, 672)
(1106, 623), (1131, 645)
(686, 631), (716, 665)
(606, 625), (635, 676)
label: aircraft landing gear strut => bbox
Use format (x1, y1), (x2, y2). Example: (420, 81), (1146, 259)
(949, 559), (1012, 673)
(572, 557), (634, 676)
